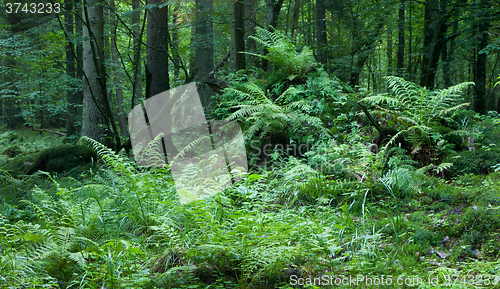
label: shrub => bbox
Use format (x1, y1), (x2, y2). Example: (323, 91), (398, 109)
(445, 148), (500, 177)
(452, 206), (500, 249)
(2, 145), (22, 158)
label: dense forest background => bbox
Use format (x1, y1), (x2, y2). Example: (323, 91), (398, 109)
(0, 0), (499, 139)
(1, 0), (500, 288)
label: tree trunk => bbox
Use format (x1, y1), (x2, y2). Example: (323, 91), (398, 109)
(262, 0), (284, 71)
(441, 40), (451, 87)
(474, 21), (489, 114)
(171, 3), (181, 78)
(387, 27), (393, 75)
(397, 0), (405, 76)
(244, 0), (258, 65)
(449, 20), (457, 84)
(194, 0), (214, 109)
(407, 3), (412, 81)
(76, 3), (84, 128)
(316, 0), (327, 64)
(65, 0), (76, 136)
(348, 20), (384, 88)
(350, 53), (371, 87)
(265, 0), (284, 29)
(131, 0), (142, 106)
(231, 0), (246, 70)
(145, 0), (179, 157)
(110, 0), (127, 137)
(290, 0), (300, 42)
(146, 0), (170, 98)
(419, 0), (448, 89)
(81, 0), (106, 142)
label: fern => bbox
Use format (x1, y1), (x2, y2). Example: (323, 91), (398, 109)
(363, 76), (473, 159)
(246, 27), (316, 76)
(78, 136), (137, 175)
(364, 76), (473, 128)
(226, 83), (330, 140)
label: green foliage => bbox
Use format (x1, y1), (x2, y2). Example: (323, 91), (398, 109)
(362, 76), (474, 156)
(446, 149), (499, 176)
(247, 27), (316, 77)
(453, 206), (500, 249)
(78, 136), (136, 175)
(2, 145), (22, 158)
(225, 83), (330, 141)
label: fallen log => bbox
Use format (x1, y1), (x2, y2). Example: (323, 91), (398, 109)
(33, 129), (66, 136)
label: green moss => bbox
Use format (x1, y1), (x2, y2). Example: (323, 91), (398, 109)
(412, 229), (440, 246)
(28, 144), (97, 175)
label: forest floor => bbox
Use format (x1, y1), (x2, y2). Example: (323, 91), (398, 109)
(1, 125), (500, 288)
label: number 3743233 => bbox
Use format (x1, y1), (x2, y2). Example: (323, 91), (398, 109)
(5, 2), (61, 14)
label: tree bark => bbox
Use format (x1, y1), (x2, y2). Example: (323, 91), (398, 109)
(146, 0), (179, 157)
(110, 0), (127, 137)
(474, 21), (489, 114)
(231, 0), (246, 70)
(132, 0), (142, 105)
(244, 0), (257, 66)
(171, 3), (181, 79)
(290, 0), (300, 42)
(146, 0), (170, 98)
(65, 0), (76, 136)
(441, 40), (451, 87)
(407, 3), (412, 81)
(397, 0), (405, 76)
(419, 0), (448, 89)
(76, 3), (84, 125)
(81, 0), (106, 142)
(194, 0), (214, 109)
(387, 27), (393, 75)
(262, 0), (284, 71)
(316, 0), (327, 64)
(265, 0), (284, 29)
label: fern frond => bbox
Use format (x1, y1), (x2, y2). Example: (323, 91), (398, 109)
(78, 136), (136, 175)
(362, 94), (404, 107)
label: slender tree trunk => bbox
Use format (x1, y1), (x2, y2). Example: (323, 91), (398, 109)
(81, 0), (106, 142)
(110, 0), (127, 137)
(316, 0), (327, 64)
(285, 0), (291, 34)
(474, 21), (489, 114)
(350, 53), (371, 87)
(387, 27), (393, 75)
(441, 41), (451, 87)
(290, 0), (300, 42)
(449, 20), (457, 84)
(194, 0), (214, 79)
(65, 0), (76, 136)
(76, 3), (84, 124)
(171, 3), (181, 79)
(419, 0), (448, 89)
(231, 0), (246, 70)
(349, 20), (384, 88)
(397, 0), (405, 76)
(244, 0), (257, 65)
(194, 0), (215, 110)
(146, 0), (170, 97)
(407, 3), (412, 81)
(132, 0), (142, 105)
